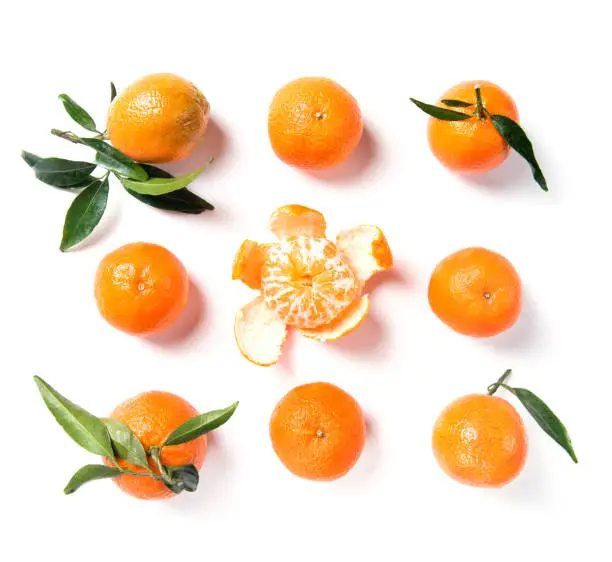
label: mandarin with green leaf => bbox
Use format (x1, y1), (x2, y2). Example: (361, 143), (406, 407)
(432, 369), (577, 488)
(107, 73), (210, 163)
(411, 80), (547, 190)
(103, 391), (207, 500)
(94, 242), (189, 336)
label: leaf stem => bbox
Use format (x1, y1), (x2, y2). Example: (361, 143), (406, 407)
(474, 84), (486, 120)
(51, 128), (82, 144)
(487, 369), (513, 395)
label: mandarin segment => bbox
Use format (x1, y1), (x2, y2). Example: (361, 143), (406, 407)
(269, 204), (327, 238)
(234, 296), (288, 366)
(336, 225), (393, 284)
(269, 382), (366, 481)
(103, 391), (207, 500)
(261, 237), (359, 329)
(232, 240), (269, 290)
(300, 295), (370, 341)
(432, 394), (528, 488)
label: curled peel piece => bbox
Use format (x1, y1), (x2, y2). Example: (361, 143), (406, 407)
(269, 204), (327, 238)
(232, 240), (268, 290)
(234, 296), (287, 366)
(336, 226), (393, 284)
(300, 295), (370, 342)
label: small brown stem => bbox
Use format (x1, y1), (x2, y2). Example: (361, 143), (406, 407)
(487, 369), (513, 395)
(50, 128), (82, 144)
(474, 85), (486, 120)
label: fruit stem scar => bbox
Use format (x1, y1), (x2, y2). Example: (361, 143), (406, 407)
(474, 85), (486, 120)
(314, 112), (325, 120)
(487, 369), (513, 396)
(483, 291), (491, 299)
(316, 430), (325, 438)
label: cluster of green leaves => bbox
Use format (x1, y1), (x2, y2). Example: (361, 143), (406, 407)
(22, 83), (214, 252)
(410, 87), (548, 191)
(487, 369), (578, 463)
(34, 376), (238, 495)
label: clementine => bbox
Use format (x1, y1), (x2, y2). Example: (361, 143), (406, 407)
(269, 382), (366, 481)
(268, 77), (362, 169)
(104, 391), (207, 500)
(428, 247), (521, 337)
(427, 80), (519, 174)
(95, 242), (189, 335)
(107, 73), (210, 163)
(432, 393), (527, 487)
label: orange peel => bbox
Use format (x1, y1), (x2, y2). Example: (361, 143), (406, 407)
(234, 296), (287, 366)
(233, 206), (392, 365)
(300, 295), (370, 341)
(269, 204), (327, 238)
(336, 225), (393, 284)
(232, 240), (268, 290)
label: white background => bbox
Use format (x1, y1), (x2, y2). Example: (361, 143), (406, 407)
(1, 1), (609, 560)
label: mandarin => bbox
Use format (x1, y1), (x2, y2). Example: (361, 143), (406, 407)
(268, 77), (362, 169)
(428, 247), (522, 337)
(104, 391), (207, 500)
(95, 242), (189, 336)
(428, 80), (519, 174)
(107, 73), (209, 163)
(270, 382), (366, 481)
(432, 393), (527, 487)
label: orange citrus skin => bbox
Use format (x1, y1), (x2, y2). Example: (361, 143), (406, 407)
(432, 394), (527, 488)
(104, 391), (207, 500)
(270, 382), (366, 481)
(95, 242), (189, 336)
(428, 247), (522, 337)
(268, 77), (363, 169)
(107, 73), (210, 163)
(428, 80), (519, 174)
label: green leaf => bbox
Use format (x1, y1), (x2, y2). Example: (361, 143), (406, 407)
(163, 402), (239, 447)
(79, 138), (148, 181)
(33, 376), (115, 458)
(410, 98), (472, 121)
(139, 164), (175, 179)
(110, 81), (117, 103)
(21, 150), (43, 168)
(60, 176), (109, 251)
(164, 464), (199, 493)
(101, 418), (149, 470)
(58, 94), (98, 132)
(33, 157), (96, 187)
(64, 465), (121, 494)
(441, 98), (474, 108)
(124, 185), (214, 214)
(120, 160), (212, 196)
(505, 386), (578, 463)
(489, 114), (548, 191)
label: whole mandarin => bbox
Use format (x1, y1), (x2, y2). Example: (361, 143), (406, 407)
(270, 382), (366, 481)
(268, 77), (363, 169)
(428, 80), (519, 174)
(107, 73), (209, 163)
(104, 391), (206, 500)
(428, 247), (522, 337)
(95, 242), (189, 336)
(432, 393), (528, 487)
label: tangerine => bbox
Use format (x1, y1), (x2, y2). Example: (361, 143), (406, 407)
(428, 247), (522, 337)
(107, 73), (210, 163)
(270, 382), (366, 481)
(104, 391), (207, 500)
(428, 80), (519, 174)
(95, 242), (189, 336)
(432, 393), (527, 487)
(268, 77), (363, 169)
